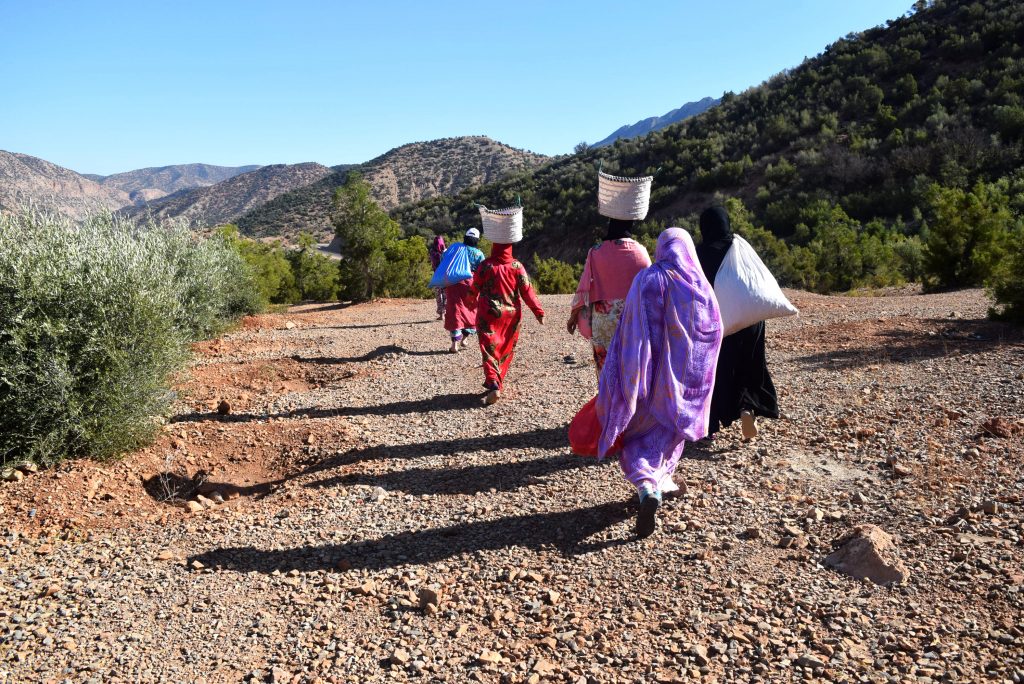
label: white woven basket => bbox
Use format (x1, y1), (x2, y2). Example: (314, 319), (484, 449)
(478, 205), (523, 244)
(598, 171), (653, 220)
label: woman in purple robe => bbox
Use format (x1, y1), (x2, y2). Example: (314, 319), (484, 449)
(596, 228), (723, 538)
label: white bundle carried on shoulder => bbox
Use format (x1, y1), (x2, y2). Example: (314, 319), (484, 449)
(713, 235), (798, 336)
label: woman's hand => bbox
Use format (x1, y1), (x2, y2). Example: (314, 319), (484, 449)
(537, 314), (545, 325)
(566, 309), (579, 334)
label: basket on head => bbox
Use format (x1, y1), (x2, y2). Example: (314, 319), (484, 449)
(598, 171), (653, 221)
(478, 205), (523, 244)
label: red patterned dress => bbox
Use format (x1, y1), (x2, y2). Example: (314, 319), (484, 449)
(471, 244), (545, 391)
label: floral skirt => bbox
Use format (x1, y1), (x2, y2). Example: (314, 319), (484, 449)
(589, 299), (625, 373)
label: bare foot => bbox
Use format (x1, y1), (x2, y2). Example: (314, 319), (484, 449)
(484, 389), (501, 405)
(741, 410), (757, 440)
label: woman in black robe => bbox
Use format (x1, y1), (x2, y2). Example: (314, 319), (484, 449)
(695, 206), (779, 439)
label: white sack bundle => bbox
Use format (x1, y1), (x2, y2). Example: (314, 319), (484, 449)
(714, 235), (798, 336)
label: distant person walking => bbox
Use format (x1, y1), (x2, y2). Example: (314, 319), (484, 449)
(443, 229), (485, 353)
(428, 235), (447, 320)
(695, 207), (780, 440)
(597, 228), (722, 538)
(568, 170), (654, 374)
(474, 206), (545, 405)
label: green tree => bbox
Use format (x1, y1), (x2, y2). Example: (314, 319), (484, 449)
(922, 182), (1012, 289)
(288, 232), (339, 301)
(332, 172), (403, 302)
(531, 255), (582, 294)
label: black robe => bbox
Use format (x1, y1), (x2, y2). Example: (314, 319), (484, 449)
(696, 209), (779, 435)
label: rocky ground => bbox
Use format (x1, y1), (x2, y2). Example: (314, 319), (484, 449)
(0, 289), (1022, 683)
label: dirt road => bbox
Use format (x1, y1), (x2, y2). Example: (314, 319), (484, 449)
(1, 290), (1022, 683)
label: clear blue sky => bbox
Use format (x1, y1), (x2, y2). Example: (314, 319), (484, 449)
(1, 0), (912, 175)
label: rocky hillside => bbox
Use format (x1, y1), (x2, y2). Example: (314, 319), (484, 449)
(0, 150), (130, 219)
(91, 163), (261, 205)
(238, 136), (548, 239)
(592, 96), (720, 147)
(122, 163), (332, 228)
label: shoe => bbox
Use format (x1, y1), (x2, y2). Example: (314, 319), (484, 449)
(636, 491), (661, 539)
(484, 389), (501, 405)
(741, 410), (757, 440)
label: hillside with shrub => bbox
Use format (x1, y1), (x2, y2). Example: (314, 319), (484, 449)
(391, 0), (1024, 315)
(90, 163), (261, 205)
(122, 163), (332, 227)
(237, 136), (547, 240)
(0, 151), (130, 219)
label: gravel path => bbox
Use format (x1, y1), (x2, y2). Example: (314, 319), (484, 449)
(1, 290), (1022, 683)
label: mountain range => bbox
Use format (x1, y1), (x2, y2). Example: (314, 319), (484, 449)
(238, 136), (548, 239)
(0, 150), (129, 219)
(87, 164), (261, 205)
(121, 163), (333, 228)
(591, 97), (720, 148)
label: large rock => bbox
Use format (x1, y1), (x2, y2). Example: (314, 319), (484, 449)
(825, 525), (909, 586)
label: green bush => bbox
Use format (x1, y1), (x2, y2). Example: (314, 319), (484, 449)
(987, 223), (1024, 322)
(218, 225), (299, 305)
(0, 212), (261, 467)
(531, 254), (583, 294)
(922, 182), (1012, 289)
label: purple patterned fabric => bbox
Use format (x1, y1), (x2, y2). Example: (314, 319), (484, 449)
(596, 228), (723, 491)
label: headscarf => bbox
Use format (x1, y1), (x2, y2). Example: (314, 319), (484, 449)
(431, 235), (446, 252)
(605, 218), (635, 241)
(597, 228), (723, 456)
(489, 242), (514, 265)
(695, 206), (734, 285)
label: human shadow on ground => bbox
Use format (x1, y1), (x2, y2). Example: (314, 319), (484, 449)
(293, 344), (449, 364)
(168, 392), (486, 424)
(296, 426), (569, 478)
(795, 319), (1023, 371)
(319, 319), (435, 330)
(188, 500), (630, 573)
(308, 453), (587, 496)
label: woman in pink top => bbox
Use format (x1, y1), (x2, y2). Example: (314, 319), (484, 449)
(567, 218), (652, 373)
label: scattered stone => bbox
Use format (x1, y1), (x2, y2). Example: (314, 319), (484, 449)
(39, 584), (60, 598)
(981, 416), (1020, 438)
(742, 526), (761, 540)
(418, 586), (441, 611)
(689, 644), (710, 667)
(16, 462), (39, 474)
(155, 549), (174, 561)
(390, 649), (411, 666)
(270, 666), (292, 682)
(825, 524), (909, 586)
(797, 653), (827, 669)
(189, 560), (205, 571)
(352, 581), (377, 596)
(533, 658), (558, 675)
(185, 501), (204, 514)
(217, 400), (231, 415)
(284, 320), (296, 330)
(195, 494), (217, 509)
(2, 469), (25, 483)
(981, 499), (1000, 515)
(477, 649), (503, 665)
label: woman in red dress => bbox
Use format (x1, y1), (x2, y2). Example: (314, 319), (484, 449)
(471, 242), (545, 405)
